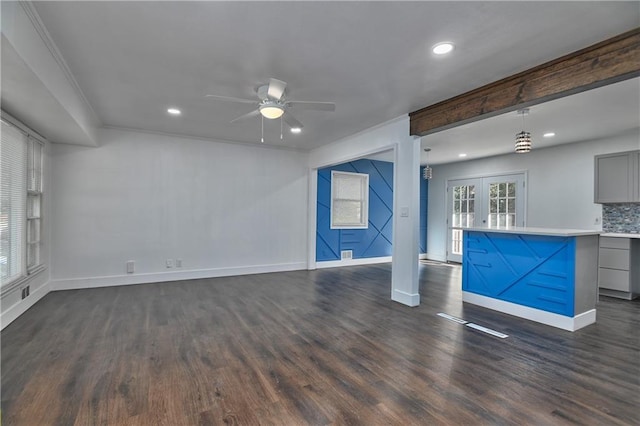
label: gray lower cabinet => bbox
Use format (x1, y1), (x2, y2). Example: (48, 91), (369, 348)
(598, 236), (640, 299)
(594, 150), (640, 203)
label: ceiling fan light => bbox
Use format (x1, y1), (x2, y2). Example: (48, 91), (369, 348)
(260, 104), (284, 119)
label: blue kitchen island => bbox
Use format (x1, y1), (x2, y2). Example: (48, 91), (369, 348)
(462, 227), (600, 331)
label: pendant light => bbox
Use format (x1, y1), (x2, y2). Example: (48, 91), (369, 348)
(423, 148), (433, 179)
(515, 108), (532, 153)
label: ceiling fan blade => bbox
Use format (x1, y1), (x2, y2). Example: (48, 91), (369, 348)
(205, 94), (257, 105)
(230, 109), (261, 124)
(286, 101), (336, 112)
(282, 111), (304, 129)
(267, 78), (287, 101)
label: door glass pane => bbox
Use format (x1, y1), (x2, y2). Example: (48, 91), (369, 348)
(499, 183), (506, 197)
(488, 181), (517, 228)
(452, 229), (463, 255)
(451, 184), (476, 256)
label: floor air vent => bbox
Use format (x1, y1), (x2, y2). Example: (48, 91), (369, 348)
(341, 250), (353, 260)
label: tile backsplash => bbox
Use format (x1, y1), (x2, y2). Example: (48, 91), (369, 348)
(602, 203), (640, 234)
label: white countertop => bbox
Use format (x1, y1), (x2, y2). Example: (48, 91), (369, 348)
(601, 233), (640, 239)
(465, 226), (601, 237)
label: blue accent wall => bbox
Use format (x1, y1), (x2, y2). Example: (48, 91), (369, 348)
(316, 160), (428, 261)
(462, 231), (576, 317)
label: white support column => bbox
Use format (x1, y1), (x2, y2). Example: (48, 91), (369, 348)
(307, 168), (317, 270)
(391, 136), (421, 306)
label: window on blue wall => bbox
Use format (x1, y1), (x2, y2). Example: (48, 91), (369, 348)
(330, 171), (369, 229)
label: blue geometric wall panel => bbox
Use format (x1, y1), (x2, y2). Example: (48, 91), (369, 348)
(462, 231), (576, 316)
(316, 159), (392, 261)
(316, 159), (428, 261)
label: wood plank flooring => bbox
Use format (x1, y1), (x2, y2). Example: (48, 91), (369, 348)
(2, 262), (639, 425)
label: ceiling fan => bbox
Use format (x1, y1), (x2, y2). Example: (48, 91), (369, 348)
(205, 78), (335, 142)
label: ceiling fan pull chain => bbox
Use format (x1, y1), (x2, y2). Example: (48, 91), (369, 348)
(261, 115), (264, 143)
(280, 116), (283, 140)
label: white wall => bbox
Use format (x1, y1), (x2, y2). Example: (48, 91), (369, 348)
(427, 129), (640, 261)
(50, 128), (309, 289)
(309, 115), (408, 169)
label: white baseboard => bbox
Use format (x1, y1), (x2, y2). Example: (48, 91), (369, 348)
(1, 281), (50, 330)
(424, 252), (447, 262)
(392, 289), (420, 307)
(51, 262), (307, 291)
(316, 256), (392, 269)
(462, 291), (596, 332)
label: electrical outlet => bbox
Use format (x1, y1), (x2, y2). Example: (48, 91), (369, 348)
(126, 260), (135, 274)
(175, 259), (182, 268)
(166, 259), (173, 268)
(21, 285), (30, 299)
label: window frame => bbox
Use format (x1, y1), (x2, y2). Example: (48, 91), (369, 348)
(1, 112), (46, 293)
(330, 170), (369, 229)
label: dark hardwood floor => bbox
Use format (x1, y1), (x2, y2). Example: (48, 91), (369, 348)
(2, 262), (639, 425)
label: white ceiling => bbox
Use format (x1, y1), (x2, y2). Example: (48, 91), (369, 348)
(11, 2), (640, 159)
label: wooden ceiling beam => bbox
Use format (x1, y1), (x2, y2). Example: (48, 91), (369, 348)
(409, 28), (640, 136)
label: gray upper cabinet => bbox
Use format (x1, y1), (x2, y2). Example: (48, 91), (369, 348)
(594, 150), (640, 203)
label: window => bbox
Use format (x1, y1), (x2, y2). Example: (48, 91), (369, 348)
(331, 171), (369, 229)
(1, 117), (44, 289)
(488, 182), (517, 228)
(27, 137), (43, 270)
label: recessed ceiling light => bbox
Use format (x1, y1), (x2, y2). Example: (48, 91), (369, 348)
(543, 132), (556, 138)
(458, 153), (467, 158)
(167, 108), (181, 115)
(432, 42), (455, 55)
(290, 127), (302, 134)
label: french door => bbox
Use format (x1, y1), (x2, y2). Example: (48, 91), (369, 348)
(447, 178), (481, 263)
(446, 173), (525, 263)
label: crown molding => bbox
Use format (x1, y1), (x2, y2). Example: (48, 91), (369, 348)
(19, 1), (102, 127)
(100, 125), (310, 154)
